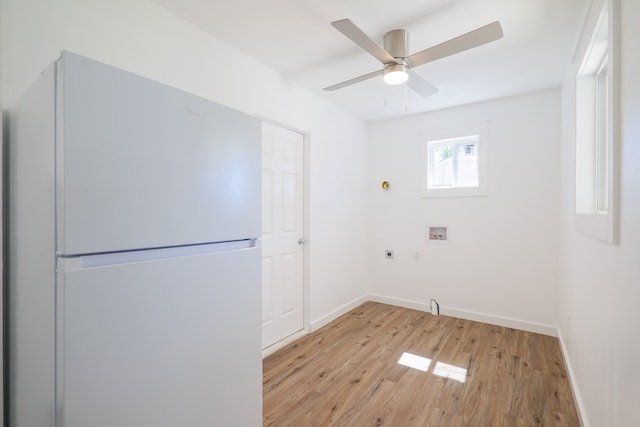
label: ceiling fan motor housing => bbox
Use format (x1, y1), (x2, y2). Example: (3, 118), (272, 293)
(384, 29), (409, 60)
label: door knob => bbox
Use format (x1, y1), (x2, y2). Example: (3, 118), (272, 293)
(298, 238), (305, 245)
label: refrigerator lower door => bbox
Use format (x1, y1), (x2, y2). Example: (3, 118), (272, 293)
(56, 244), (261, 427)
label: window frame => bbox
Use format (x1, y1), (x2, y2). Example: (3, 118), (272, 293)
(428, 135), (480, 190)
(574, 0), (620, 244)
(595, 57), (608, 214)
(421, 121), (489, 198)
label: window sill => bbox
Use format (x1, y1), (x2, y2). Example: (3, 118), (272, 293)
(576, 213), (618, 244)
(421, 187), (488, 198)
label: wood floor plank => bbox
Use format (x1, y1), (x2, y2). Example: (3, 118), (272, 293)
(263, 302), (580, 426)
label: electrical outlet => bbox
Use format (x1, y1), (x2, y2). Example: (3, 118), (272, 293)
(385, 250), (394, 259)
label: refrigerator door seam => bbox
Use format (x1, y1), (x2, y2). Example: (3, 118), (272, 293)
(58, 239), (259, 271)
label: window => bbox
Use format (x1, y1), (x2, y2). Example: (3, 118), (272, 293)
(595, 58), (608, 213)
(429, 135), (479, 189)
(421, 121), (489, 198)
(575, 0), (619, 243)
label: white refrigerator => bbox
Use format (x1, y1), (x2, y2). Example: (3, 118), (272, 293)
(7, 52), (262, 427)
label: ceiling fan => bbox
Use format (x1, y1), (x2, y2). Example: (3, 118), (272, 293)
(324, 19), (503, 97)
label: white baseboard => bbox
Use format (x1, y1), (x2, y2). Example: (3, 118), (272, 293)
(557, 329), (590, 427)
(367, 294), (430, 312)
(262, 329), (310, 358)
(309, 294), (368, 332)
(441, 306), (557, 337)
(367, 294), (557, 336)
(264, 295), (367, 359)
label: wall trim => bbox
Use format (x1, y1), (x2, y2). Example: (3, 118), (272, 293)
(368, 294), (557, 336)
(309, 294), (368, 332)
(442, 306), (557, 337)
(367, 294), (430, 312)
(557, 329), (590, 427)
(262, 329), (310, 359)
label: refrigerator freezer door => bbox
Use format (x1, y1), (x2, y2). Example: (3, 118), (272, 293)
(57, 246), (261, 427)
(56, 52), (260, 255)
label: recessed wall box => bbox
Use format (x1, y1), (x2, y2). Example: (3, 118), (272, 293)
(428, 226), (448, 241)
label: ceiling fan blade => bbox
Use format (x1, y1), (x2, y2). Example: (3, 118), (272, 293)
(332, 19), (397, 64)
(407, 70), (439, 97)
(323, 69), (384, 91)
(406, 21), (503, 68)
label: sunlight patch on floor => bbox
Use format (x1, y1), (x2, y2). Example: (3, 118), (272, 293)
(397, 352), (432, 372)
(397, 352), (467, 383)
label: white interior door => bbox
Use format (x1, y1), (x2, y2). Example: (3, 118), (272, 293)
(261, 122), (304, 349)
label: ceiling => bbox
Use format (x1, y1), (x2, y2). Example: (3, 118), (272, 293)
(151, 0), (587, 122)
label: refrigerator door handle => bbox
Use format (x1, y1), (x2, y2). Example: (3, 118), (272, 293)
(58, 239), (258, 272)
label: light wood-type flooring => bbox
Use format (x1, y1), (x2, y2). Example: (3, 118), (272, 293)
(263, 302), (579, 426)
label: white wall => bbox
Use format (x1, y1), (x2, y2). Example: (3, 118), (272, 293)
(0, 0), (370, 329)
(0, 0), (4, 421)
(367, 89), (561, 334)
(558, 0), (640, 425)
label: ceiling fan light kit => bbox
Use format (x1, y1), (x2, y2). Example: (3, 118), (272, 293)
(383, 63), (408, 85)
(324, 19), (503, 97)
